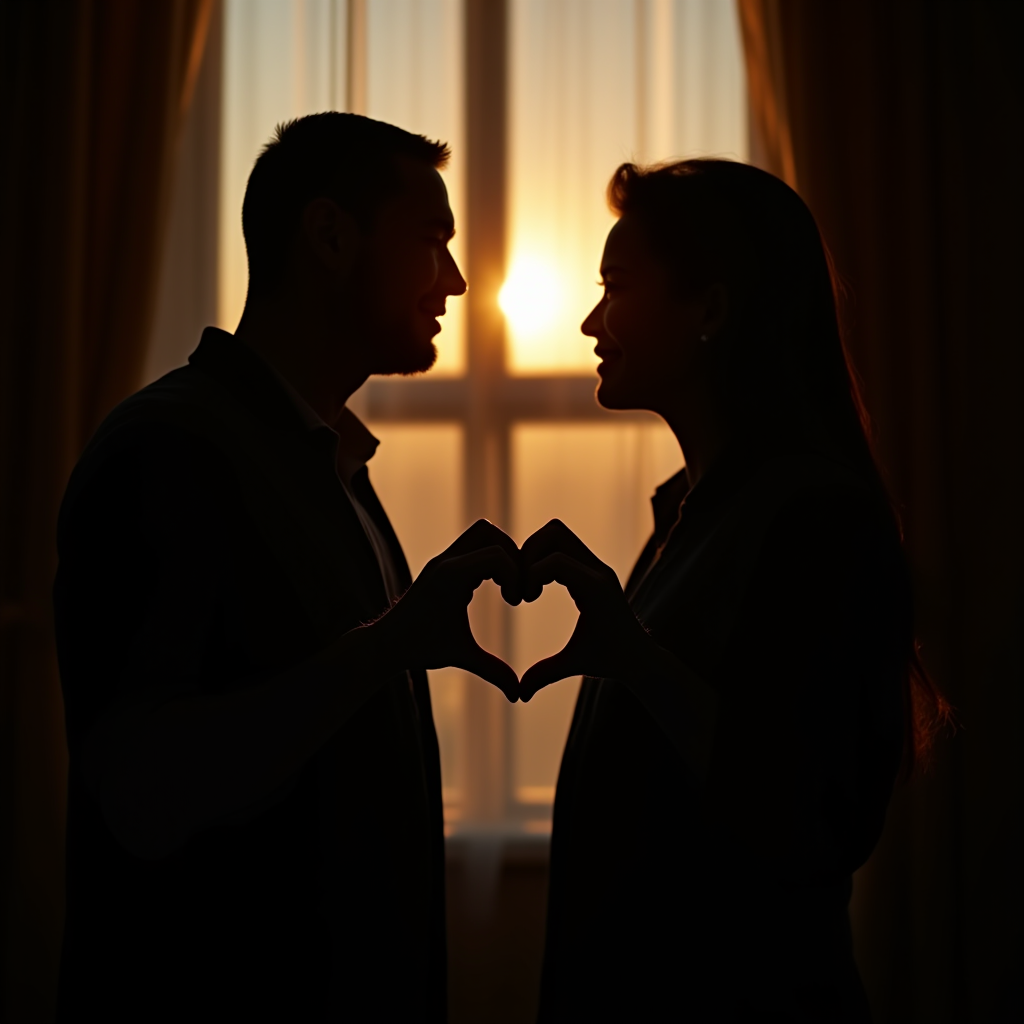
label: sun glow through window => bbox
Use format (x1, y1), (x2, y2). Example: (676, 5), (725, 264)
(505, 0), (747, 375)
(498, 256), (565, 341)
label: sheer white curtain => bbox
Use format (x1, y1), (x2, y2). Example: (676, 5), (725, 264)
(220, 0), (345, 333)
(219, 0), (466, 370)
(364, 0), (467, 372)
(504, 0), (747, 373)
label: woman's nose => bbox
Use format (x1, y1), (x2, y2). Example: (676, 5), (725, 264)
(581, 300), (604, 338)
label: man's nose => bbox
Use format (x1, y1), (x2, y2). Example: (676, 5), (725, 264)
(448, 270), (468, 297)
(441, 248), (467, 297)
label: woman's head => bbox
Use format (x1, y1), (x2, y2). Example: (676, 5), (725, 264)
(586, 158), (873, 477)
(588, 159), (950, 774)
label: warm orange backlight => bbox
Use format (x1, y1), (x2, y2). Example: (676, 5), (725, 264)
(498, 255), (564, 337)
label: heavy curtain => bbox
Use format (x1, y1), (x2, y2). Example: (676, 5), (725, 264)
(0, 1), (213, 1018)
(740, 2), (1023, 1021)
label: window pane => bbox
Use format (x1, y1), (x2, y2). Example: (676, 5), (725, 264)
(366, 0), (467, 374)
(505, 0), (748, 374)
(220, 0), (466, 373)
(364, 423), (467, 807)
(510, 421), (682, 804)
(221, 0), (344, 332)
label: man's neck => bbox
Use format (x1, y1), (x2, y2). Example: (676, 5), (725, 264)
(234, 297), (368, 427)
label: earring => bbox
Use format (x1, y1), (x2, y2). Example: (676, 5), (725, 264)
(699, 333), (709, 343)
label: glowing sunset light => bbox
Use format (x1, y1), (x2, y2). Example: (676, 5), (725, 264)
(498, 256), (563, 336)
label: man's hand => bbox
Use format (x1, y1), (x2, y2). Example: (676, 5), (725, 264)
(375, 519), (522, 701)
(518, 519), (656, 701)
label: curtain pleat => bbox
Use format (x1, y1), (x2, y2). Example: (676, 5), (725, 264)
(736, 0), (796, 189)
(0, 2), (213, 1018)
(740, 3), (1023, 1021)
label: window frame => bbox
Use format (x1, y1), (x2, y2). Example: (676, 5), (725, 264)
(349, 0), (658, 830)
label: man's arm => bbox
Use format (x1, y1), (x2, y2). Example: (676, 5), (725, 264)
(85, 518), (520, 861)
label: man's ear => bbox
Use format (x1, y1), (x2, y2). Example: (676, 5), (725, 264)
(301, 198), (360, 279)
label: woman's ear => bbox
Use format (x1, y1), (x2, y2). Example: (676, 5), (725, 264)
(300, 198), (360, 280)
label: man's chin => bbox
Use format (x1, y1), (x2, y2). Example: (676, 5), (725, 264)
(375, 338), (438, 376)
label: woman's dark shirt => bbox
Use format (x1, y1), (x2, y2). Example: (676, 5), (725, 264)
(53, 330), (447, 1022)
(538, 446), (908, 1023)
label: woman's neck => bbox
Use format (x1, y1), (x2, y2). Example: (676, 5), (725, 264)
(659, 389), (731, 491)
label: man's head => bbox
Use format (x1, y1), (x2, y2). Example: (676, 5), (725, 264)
(242, 113), (465, 376)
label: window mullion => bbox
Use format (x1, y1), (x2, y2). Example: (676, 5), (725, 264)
(460, 0), (513, 825)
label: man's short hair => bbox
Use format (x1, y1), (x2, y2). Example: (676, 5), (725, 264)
(242, 112), (450, 298)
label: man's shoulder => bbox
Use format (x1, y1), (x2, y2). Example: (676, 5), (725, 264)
(61, 366), (236, 530)
(91, 363), (228, 448)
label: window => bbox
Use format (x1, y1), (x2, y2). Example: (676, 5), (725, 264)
(217, 0), (747, 834)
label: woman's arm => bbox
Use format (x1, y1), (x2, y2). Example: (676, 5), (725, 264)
(703, 488), (908, 872)
(518, 519), (719, 785)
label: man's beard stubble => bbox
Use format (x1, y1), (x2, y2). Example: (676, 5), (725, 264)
(348, 266), (439, 377)
(373, 324), (437, 376)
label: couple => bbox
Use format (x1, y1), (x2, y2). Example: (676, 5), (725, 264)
(55, 113), (928, 1022)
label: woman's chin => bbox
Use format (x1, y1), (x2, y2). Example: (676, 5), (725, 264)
(595, 375), (633, 410)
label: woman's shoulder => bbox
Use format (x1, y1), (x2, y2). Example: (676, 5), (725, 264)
(683, 448), (899, 592)
(716, 448), (909, 638)
(741, 452), (911, 642)
(754, 447), (884, 507)
(754, 450), (900, 548)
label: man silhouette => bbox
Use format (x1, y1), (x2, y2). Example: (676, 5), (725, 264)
(54, 113), (519, 1022)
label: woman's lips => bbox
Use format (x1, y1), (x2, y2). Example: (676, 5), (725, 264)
(594, 347), (622, 374)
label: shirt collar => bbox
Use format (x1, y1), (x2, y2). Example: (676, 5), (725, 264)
(272, 366), (330, 432)
(264, 350), (380, 486)
(333, 407), (380, 486)
(189, 327), (309, 435)
(188, 327), (381, 485)
(650, 467), (691, 545)
(649, 440), (770, 549)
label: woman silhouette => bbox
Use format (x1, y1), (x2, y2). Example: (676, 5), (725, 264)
(519, 160), (946, 1023)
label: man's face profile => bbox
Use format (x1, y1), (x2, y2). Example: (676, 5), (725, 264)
(352, 158), (466, 376)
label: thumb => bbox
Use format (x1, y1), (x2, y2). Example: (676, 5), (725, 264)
(519, 648), (578, 703)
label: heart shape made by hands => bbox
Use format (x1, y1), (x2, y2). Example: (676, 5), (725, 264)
(477, 518), (653, 702)
(393, 518), (651, 705)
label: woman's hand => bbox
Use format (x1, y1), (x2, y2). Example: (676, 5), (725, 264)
(518, 519), (658, 701)
(374, 519), (522, 701)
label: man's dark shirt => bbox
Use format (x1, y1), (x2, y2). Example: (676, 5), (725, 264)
(54, 328), (446, 1022)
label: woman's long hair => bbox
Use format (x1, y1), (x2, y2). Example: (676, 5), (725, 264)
(607, 158), (950, 774)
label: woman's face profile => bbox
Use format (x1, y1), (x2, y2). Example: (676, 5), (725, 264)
(584, 214), (712, 415)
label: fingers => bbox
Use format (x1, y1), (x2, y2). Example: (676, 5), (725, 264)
(446, 520), (519, 561)
(526, 552), (607, 611)
(520, 520), (608, 602)
(441, 520), (524, 605)
(441, 546), (522, 601)
(459, 646), (520, 703)
(519, 650), (578, 702)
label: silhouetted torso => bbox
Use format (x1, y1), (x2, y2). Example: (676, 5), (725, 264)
(54, 329), (446, 1022)
(539, 445), (907, 1023)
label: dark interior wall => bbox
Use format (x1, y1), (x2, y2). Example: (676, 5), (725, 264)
(777, 3), (1023, 1021)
